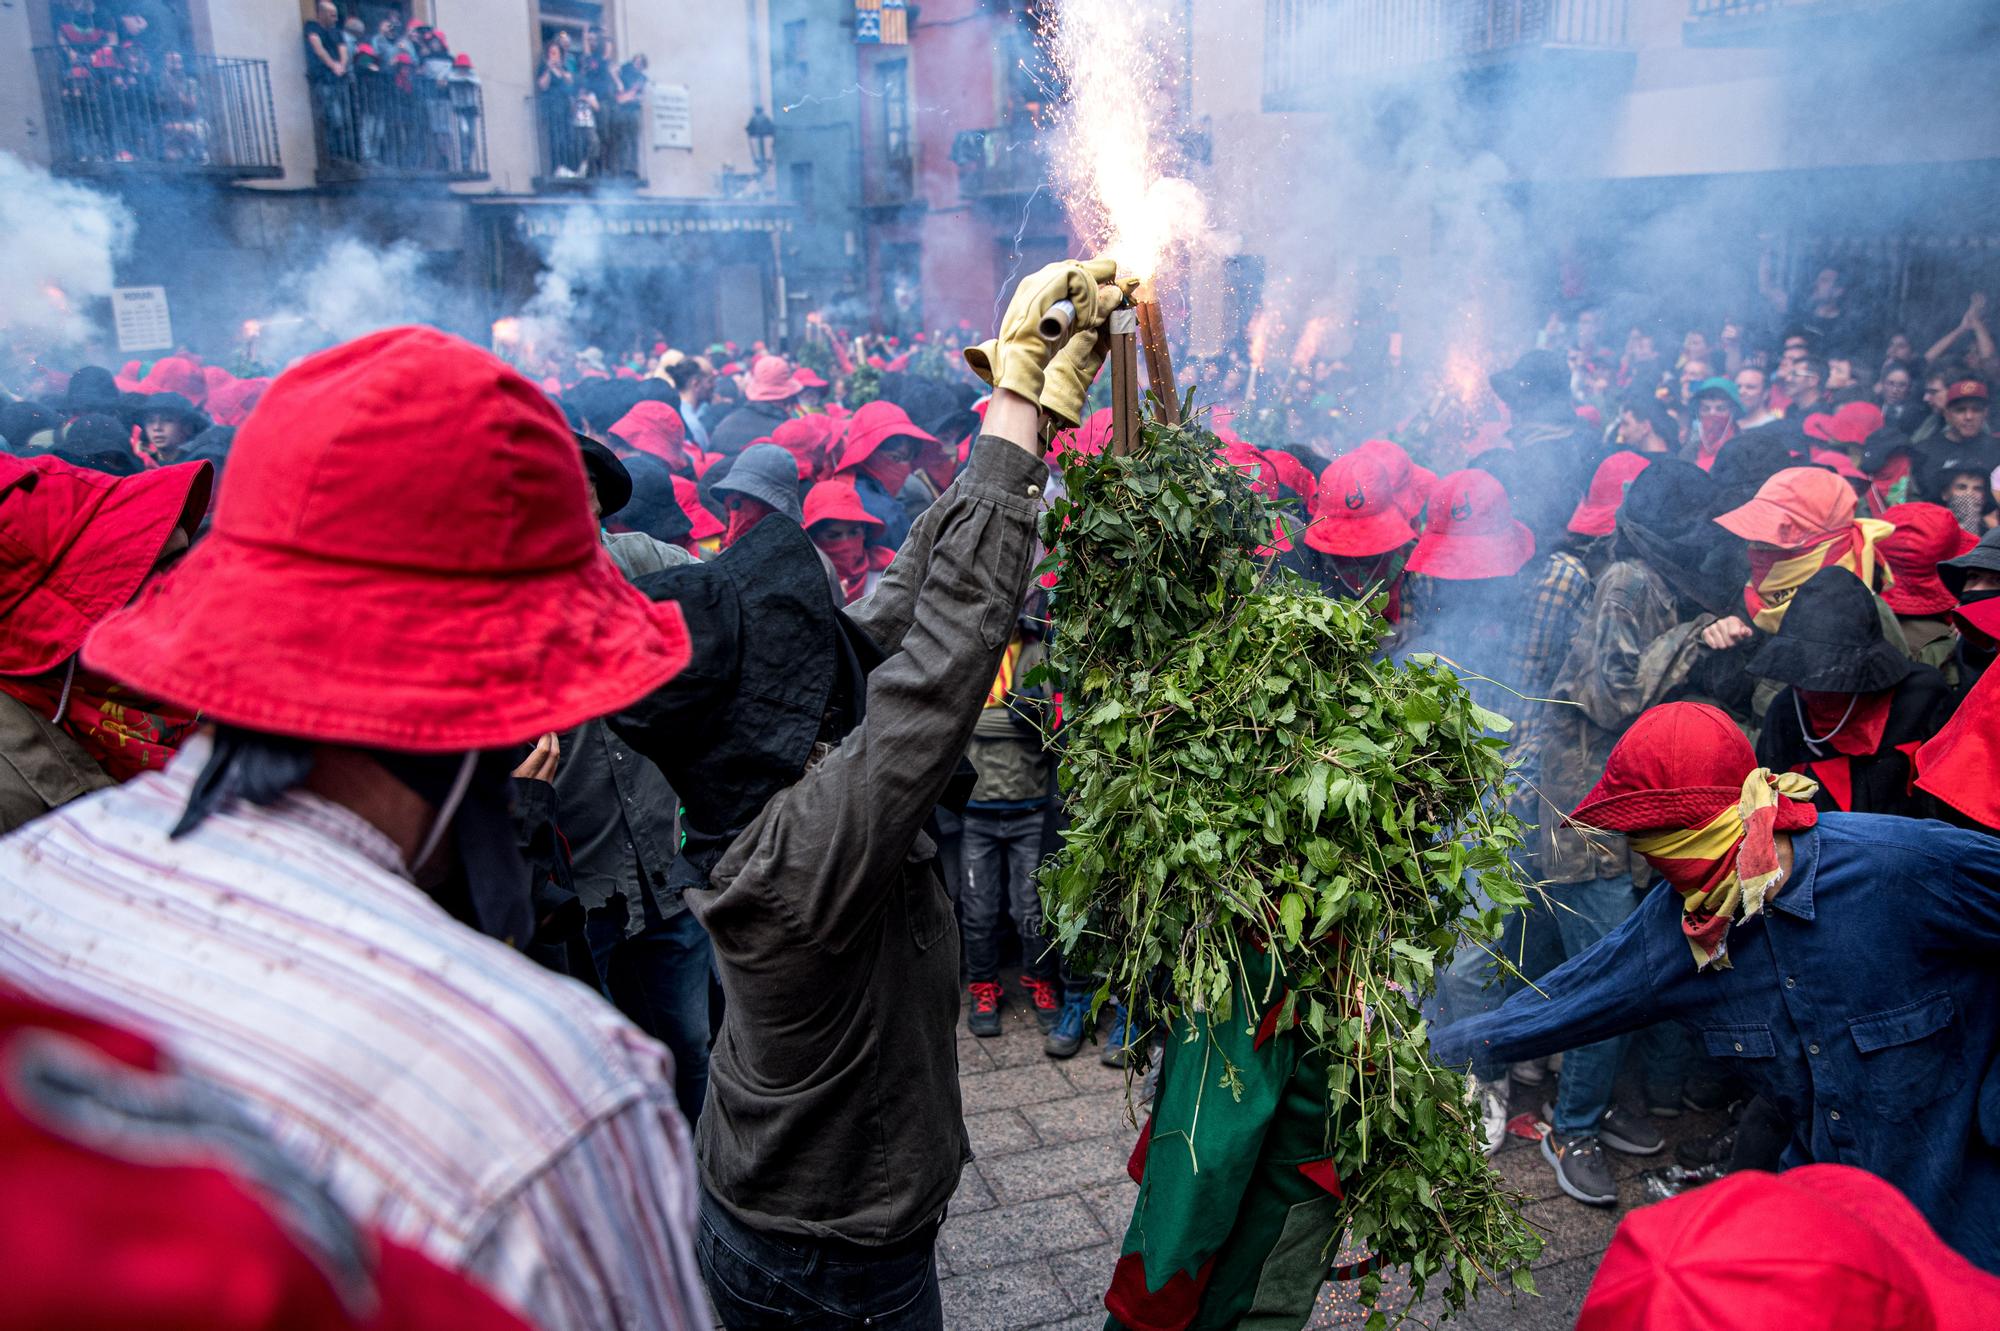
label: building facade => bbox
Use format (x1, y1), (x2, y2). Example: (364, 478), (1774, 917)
(5, 0), (793, 356)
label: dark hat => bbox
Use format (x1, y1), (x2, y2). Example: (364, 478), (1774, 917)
(1940, 526), (2000, 597)
(611, 516), (883, 883)
(1748, 566), (1915, 694)
(62, 366), (122, 414)
(1946, 378), (1989, 405)
(135, 391), (209, 432)
(1488, 349), (1570, 409)
(710, 443), (804, 522)
(59, 412), (130, 454)
(0, 401), (56, 452)
(575, 431), (632, 517)
(618, 452), (693, 545)
(1860, 427), (1914, 475)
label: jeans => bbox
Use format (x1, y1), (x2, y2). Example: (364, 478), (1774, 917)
(1428, 863), (1513, 1083)
(1548, 873), (1688, 1135)
(698, 1188), (943, 1331)
(960, 806), (1054, 984)
(585, 896), (712, 1125)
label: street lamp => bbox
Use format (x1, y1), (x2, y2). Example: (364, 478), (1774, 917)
(746, 106), (776, 176)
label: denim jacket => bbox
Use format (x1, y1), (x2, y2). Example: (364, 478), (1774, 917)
(1433, 813), (2000, 1272)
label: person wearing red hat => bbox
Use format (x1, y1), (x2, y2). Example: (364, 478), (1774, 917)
(1568, 451), (1651, 539)
(0, 453), (212, 832)
(1351, 437), (1435, 524)
(1434, 700), (2000, 1271)
(1578, 1164), (2000, 1330)
(708, 354), (804, 459)
(803, 474), (890, 604)
(832, 399), (940, 549)
(792, 364), (830, 409)
(608, 259), (1128, 1329)
(1300, 451), (1416, 621)
(608, 400), (702, 475)
(0, 327), (710, 1331)
(1879, 502), (1980, 681)
(1702, 465), (1896, 654)
(1916, 377), (1999, 520)
(668, 472), (726, 555)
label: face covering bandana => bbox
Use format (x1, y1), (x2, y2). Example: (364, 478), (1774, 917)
(1627, 767), (1821, 970)
(722, 497), (776, 549)
(815, 533), (868, 582)
(1743, 519), (1894, 632)
(1948, 491), (1986, 536)
(861, 451), (914, 497)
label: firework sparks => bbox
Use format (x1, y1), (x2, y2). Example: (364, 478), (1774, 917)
(1444, 347), (1486, 407)
(242, 319), (262, 340)
(1044, 2), (1208, 283)
(491, 317), (522, 347)
(1291, 315), (1333, 371)
(42, 283), (69, 313)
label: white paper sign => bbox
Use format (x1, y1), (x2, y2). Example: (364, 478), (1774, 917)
(651, 85), (693, 150)
(112, 286), (174, 353)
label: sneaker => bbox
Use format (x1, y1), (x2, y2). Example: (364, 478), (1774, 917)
(1540, 1132), (1618, 1206)
(966, 981), (1003, 1038)
(1101, 1000), (1137, 1068)
(1023, 976), (1062, 1034)
(1681, 1081), (1732, 1114)
(1675, 1124), (1737, 1169)
(1510, 1058), (1549, 1087)
(1647, 1096), (1684, 1121)
(1599, 1105), (1666, 1156)
(1468, 1075), (1509, 1158)
(1045, 992), (1090, 1059)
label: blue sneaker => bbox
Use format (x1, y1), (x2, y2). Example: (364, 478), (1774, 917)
(1044, 991), (1090, 1059)
(1101, 1000), (1138, 1068)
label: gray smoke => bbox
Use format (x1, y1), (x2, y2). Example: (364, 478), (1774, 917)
(0, 152), (134, 349)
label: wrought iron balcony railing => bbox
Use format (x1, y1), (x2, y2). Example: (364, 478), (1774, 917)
(308, 66), (488, 183)
(33, 46), (281, 177)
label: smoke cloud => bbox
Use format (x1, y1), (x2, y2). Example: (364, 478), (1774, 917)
(0, 152), (134, 349)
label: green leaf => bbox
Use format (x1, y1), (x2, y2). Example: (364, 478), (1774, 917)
(1279, 892), (1305, 947)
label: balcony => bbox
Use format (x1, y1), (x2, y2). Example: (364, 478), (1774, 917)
(1264, 0), (1631, 110)
(33, 48), (281, 179)
(309, 71), (487, 184)
(1684, 0), (1983, 46)
(951, 127), (1049, 199)
(529, 92), (647, 192)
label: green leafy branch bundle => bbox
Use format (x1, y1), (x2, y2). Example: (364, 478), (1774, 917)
(1037, 409), (1544, 1320)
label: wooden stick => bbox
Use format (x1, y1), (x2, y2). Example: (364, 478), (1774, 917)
(1108, 306), (1141, 457)
(1135, 295), (1181, 426)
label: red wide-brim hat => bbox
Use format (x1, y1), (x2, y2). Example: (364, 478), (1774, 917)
(1404, 521), (1532, 579)
(1302, 506), (1415, 558)
(85, 327), (692, 753)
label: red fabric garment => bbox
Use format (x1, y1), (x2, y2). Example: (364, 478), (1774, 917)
(1694, 416), (1737, 471)
(1573, 702), (1820, 838)
(1404, 469), (1533, 579)
(207, 377), (271, 427)
(0, 455), (213, 676)
(1798, 687), (1893, 758)
(744, 355), (802, 402)
(1305, 453), (1415, 557)
(1569, 451), (1652, 536)
(0, 984), (538, 1331)
(860, 452), (913, 497)
(720, 497), (775, 549)
(1106, 1252), (1216, 1331)
(1878, 502), (1976, 615)
(138, 355), (205, 405)
(1048, 409), (1112, 460)
(670, 474), (726, 542)
(84, 326), (693, 753)
(201, 365), (237, 401)
(607, 401), (696, 473)
(1915, 661), (2000, 830)
(0, 667), (196, 781)
(770, 416), (835, 482)
(1715, 466), (1858, 549)
(1578, 1165), (2000, 1331)
(1801, 757), (1855, 812)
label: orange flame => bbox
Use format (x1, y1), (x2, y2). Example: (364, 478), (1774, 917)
(1291, 316), (1333, 371)
(1247, 309), (1281, 373)
(42, 283), (69, 313)
(491, 317), (522, 347)
(1445, 348), (1485, 406)
(241, 319), (262, 340)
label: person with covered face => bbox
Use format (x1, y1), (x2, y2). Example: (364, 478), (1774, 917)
(803, 473), (891, 605)
(1939, 528), (2000, 693)
(1878, 502), (1979, 681)
(1300, 450), (1417, 620)
(707, 354), (803, 459)
(609, 259), (1131, 1329)
(1749, 567), (1954, 818)
(1432, 701), (2000, 1273)
(830, 398), (940, 550)
(0, 327), (711, 1330)
(1686, 377), (1743, 471)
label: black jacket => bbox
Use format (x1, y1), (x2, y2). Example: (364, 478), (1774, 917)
(706, 399), (792, 459)
(1755, 666), (1955, 818)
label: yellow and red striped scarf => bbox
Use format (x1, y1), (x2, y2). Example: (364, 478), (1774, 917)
(984, 640), (1023, 709)
(1743, 519), (1893, 632)
(1628, 768), (1819, 970)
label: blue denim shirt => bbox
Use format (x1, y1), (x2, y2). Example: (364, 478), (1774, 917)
(1432, 813), (2000, 1272)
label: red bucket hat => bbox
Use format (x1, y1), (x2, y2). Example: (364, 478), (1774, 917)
(770, 415), (835, 481)
(1714, 466), (1856, 549)
(1571, 701), (1787, 833)
(802, 475), (884, 530)
(1569, 451), (1652, 537)
(834, 400), (938, 472)
(743, 354), (803, 403)
(1878, 502), (1979, 616)
(84, 327), (692, 753)
(793, 366), (829, 390)
(1304, 453), (1416, 558)
(206, 376), (270, 427)
(0, 455), (212, 676)
(608, 400), (693, 472)
(139, 355), (204, 406)
(1352, 439), (1436, 522)
(1578, 1165), (2000, 1331)
(1404, 469), (1533, 579)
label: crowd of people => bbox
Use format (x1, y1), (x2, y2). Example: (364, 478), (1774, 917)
(534, 23), (650, 180)
(5, 252), (2000, 1330)
(50, 0), (211, 165)
(303, 0), (484, 174)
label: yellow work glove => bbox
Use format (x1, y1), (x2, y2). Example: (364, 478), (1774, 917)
(1038, 324), (1106, 428)
(963, 257), (1129, 405)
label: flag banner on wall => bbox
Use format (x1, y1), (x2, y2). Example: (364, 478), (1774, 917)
(856, 0), (908, 45)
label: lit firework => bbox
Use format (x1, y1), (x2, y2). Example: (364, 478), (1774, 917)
(1044, 2), (1208, 284)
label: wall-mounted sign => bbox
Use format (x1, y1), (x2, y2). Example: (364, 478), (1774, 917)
(111, 286), (173, 352)
(652, 85), (694, 150)
(855, 0), (908, 45)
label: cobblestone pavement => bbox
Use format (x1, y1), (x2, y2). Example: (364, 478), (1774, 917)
(943, 975), (1729, 1330)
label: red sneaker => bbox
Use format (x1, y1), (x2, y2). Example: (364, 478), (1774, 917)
(1023, 976), (1061, 1034)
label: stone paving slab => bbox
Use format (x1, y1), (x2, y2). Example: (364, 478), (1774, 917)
(941, 1195), (1108, 1274)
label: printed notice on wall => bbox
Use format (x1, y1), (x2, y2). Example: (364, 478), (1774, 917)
(112, 286), (174, 352)
(652, 86), (693, 150)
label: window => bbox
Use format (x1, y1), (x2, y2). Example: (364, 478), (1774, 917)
(790, 161), (816, 213)
(880, 58), (909, 163)
(782, 19), (808, 83)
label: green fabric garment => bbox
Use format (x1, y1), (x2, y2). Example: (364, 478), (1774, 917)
(1108, 946), (1349, 1331)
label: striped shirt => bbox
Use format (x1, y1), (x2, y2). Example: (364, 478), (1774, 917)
(0, 735), (708, 1331)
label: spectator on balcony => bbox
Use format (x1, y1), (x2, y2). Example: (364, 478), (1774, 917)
(372, 11), (413, 62)
(352, 41), (386, 163)
(55, 0), (115, 56)
(615, 51), (650, 177)
(537, 38), (582, 177)
(448, 52), (481, 173)
(154, 48), (209, 164)
(303, 0), (351, 159)
(413, 26), (455, 171)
